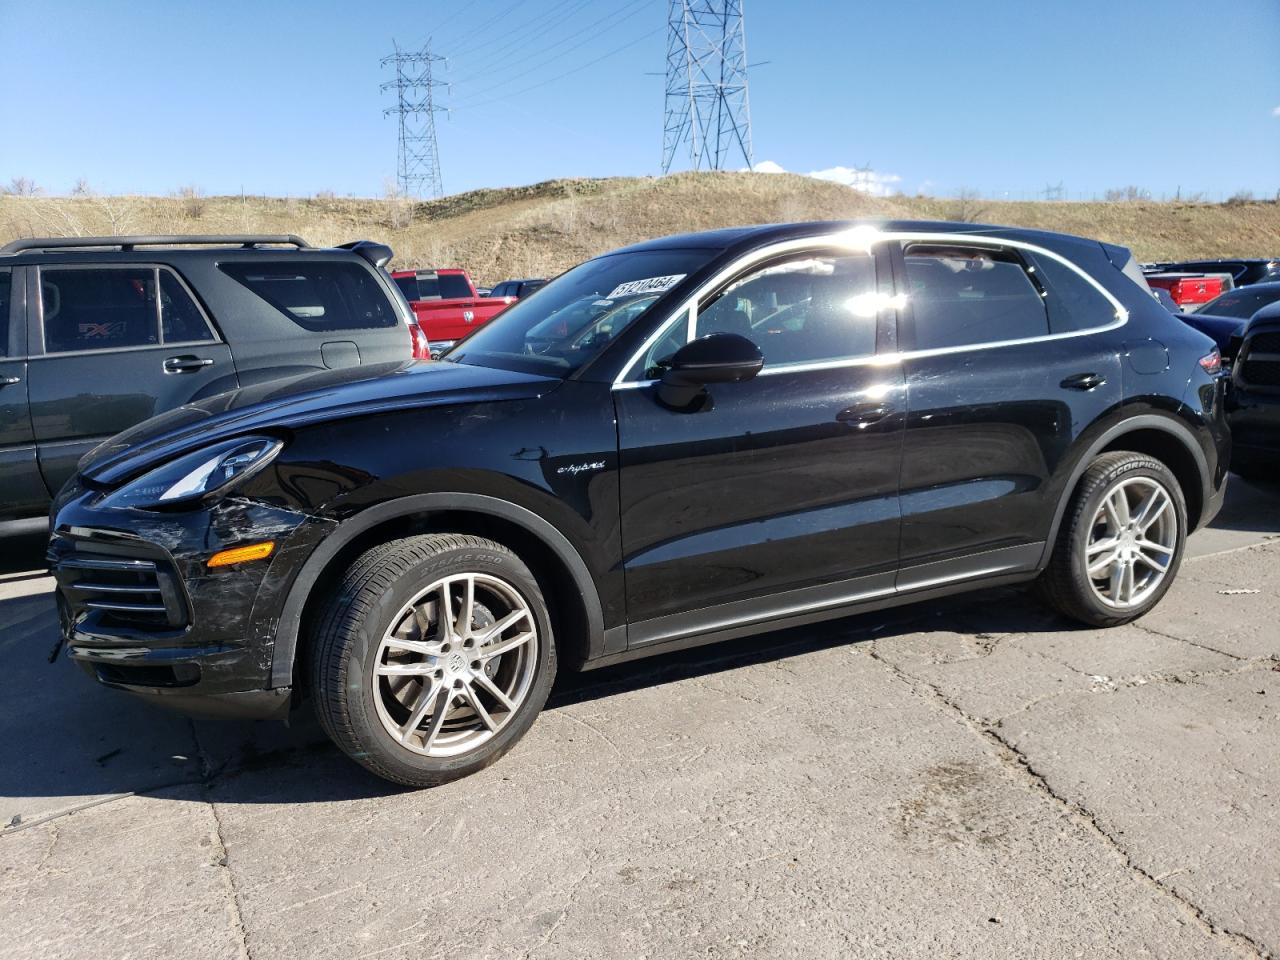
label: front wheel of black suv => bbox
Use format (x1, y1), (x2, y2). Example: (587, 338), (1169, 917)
(310, 534), (557, 787)
(1036, 452), (1188, 628)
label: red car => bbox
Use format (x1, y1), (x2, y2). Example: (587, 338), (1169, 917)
(391, 268), (510, 356)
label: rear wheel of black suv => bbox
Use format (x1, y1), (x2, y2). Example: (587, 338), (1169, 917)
(1036, 452), (1187, 627)
(310, 534), (556, 787)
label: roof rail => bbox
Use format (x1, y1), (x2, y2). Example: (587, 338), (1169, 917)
(0, 234), (311, 254)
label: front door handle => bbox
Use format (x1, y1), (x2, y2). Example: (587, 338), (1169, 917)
(163, 355), (214, 374)
(0, 376), (20, 387)
(1061, 372), (1106, 391)
(836, 402), (895, 427)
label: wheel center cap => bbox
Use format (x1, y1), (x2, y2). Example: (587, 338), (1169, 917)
(447, 652), (467, 674)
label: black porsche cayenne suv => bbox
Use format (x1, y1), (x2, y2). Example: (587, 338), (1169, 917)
(49, 220), (1230, 787)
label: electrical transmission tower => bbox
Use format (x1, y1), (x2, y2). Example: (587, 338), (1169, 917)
(662, 0), (753, 174)
(381, 40), (448, 198)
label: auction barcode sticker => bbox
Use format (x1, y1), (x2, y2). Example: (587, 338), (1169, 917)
(606, 274), (686, 299)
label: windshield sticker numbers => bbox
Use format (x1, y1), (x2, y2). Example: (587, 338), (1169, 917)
(606, 274), (686, 299)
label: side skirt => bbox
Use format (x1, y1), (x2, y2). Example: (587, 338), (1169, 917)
(583, 542), (1043, 672)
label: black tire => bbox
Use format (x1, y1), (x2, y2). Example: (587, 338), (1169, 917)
(310, 534), (556, 787)
(1036, 451), (1188, 627)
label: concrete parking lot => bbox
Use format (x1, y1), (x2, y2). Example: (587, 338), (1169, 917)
(1, 478), (1277, 960)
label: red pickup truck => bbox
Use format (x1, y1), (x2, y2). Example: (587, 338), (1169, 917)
(1143, 271), (1233, 314)
(391, 268), (510, 356)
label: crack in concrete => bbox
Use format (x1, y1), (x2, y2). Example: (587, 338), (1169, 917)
(519, 863), (594, 960)
(1131, 618), (1274, 665)
(191, 720), (254, 960)
(32, 824), (58, 874)
(863, 639), (1270, 959)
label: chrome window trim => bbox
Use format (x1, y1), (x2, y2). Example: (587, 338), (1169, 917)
(611, 230), (1129, 389)
(35, 263), (220, 356)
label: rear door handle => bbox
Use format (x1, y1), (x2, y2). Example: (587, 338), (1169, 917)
(0, 376), (20, 387)
(1060, 372), (1106, 391)
(163, 355), (214, 374)
(836, 402), (895, 427)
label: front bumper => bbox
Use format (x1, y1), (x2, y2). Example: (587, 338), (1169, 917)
(50, 483), (330, 719)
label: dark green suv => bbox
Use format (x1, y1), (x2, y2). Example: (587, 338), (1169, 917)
(0, 235), (421, 538)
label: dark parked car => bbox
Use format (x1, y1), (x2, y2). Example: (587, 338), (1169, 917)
(1147, 258), (1280, 289)
(490, 277), (548, 301)
(0, 235), (423, 539)
(1177, 282), (1280, 359)
(1227, 301), (1280, 479)
(48, 220), (1230, 787)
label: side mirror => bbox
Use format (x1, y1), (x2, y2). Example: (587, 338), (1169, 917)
(658, 332), (764, 409)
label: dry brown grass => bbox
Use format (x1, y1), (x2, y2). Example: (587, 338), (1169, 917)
(3, 173), (1277, 285)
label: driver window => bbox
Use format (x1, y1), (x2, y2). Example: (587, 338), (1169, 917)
(640, 251), (878, 377)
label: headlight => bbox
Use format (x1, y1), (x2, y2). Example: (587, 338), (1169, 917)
(100, 436), (283, 510)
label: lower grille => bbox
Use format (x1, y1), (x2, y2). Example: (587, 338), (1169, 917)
(1238, 331), (1280, 391)
(1247, 332), (1280, 353)
(1240, 360), (1280, 388)
(53, 542), (188, 630)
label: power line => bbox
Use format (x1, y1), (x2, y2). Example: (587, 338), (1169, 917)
(446, 0), (533, 51)
(452, 25), (664, 110)
(452, 0), (653, 100)
(449, 0), (649, 89)
(662, 0), (754, 174)
(448, 0), (584, 62)
(380, 39), (449, 198)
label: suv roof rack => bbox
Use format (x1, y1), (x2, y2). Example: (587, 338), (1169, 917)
(0, 234), (311, 254)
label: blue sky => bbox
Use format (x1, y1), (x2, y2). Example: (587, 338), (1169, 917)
(1, 0), (1277, 200)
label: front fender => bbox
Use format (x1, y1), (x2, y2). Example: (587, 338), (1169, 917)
(258, 492), (610, 690)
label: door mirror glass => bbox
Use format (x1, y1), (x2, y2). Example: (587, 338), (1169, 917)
(658, 332), (763, 409)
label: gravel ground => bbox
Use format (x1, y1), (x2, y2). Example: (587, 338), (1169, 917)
(1, 477), (1277, 960)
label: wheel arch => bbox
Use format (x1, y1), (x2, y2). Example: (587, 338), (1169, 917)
(1039, 413), (1210, 569)
(270, 493), (607, 690)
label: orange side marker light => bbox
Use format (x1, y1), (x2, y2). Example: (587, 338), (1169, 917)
(208, 541), (275, 568)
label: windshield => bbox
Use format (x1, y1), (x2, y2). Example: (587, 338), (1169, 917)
(444, 249), (716, 376)
(1201, 286), (1280, 319)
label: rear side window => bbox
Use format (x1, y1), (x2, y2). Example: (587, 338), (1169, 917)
(1028, 252), (1120, 333)
(492, 282), (510, 298)
(220, 261), (398, 332)
(0, 270), (10, 356)
(393, 275), (419, 301)
(437, 274), (472, 299)
(903, 244), (1049, 350)
(159, 271), (215, 343)
(41, 267), (158, 353)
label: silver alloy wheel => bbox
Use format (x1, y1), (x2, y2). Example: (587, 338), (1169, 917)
(372, 572), (538, 758)
(1085, 476), (1178, 609)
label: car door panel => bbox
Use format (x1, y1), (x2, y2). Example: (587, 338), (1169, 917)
(0, 266), (49, 520)
(614, 246), (904, 632)
(27, 265), (236, 496)
(615, 367), (905, 626)
(893, 240), (1124, 575)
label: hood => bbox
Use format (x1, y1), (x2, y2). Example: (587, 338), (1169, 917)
(1249, 300), (1280, 329)
(80, 359), (560, 485)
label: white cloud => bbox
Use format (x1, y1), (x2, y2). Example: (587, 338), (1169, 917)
(742, 160), (904, 197)
(1273, 105), (1280, 117)
(808, 165), (904, 197)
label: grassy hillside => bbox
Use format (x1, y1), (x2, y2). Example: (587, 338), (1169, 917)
(3, 173), (1277, 285)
